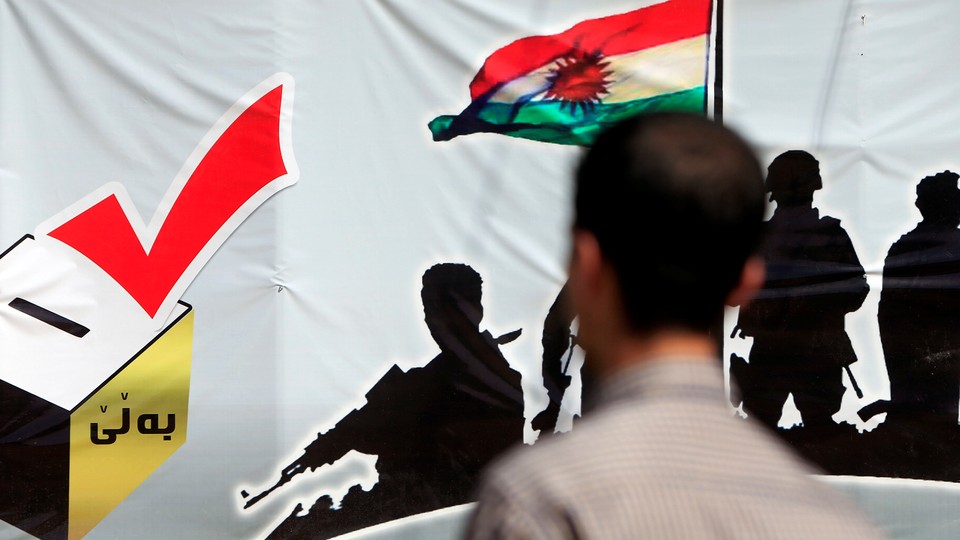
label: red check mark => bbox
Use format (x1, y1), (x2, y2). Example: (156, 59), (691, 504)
(42, 75), (298, 319)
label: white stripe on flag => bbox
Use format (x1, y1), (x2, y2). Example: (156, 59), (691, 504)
(490, 35), (707, 105)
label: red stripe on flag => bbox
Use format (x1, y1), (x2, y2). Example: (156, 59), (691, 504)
(468, 0), (711, 100)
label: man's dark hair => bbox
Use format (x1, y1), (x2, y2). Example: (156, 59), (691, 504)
(574, 112), (765, 333)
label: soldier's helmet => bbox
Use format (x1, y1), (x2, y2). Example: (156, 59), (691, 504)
(765, 150), (822, 202)
(915, 170), (960, 223)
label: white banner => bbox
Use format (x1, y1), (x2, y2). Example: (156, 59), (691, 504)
(2, 1), (959, 538)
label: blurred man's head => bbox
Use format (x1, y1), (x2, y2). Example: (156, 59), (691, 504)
(570, 113), (765, 358)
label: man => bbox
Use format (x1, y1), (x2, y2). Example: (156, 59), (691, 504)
(465, 114), (883, 539)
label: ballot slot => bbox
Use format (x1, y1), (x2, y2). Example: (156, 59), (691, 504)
(0, 235), (188, 411)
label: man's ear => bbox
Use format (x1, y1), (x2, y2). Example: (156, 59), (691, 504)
(568, 230), (610, 355)
(569, 230), (604, 299)
(726, 256), (765, 307)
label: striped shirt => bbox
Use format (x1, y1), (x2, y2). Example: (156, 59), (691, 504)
(465, 357), (883, 539)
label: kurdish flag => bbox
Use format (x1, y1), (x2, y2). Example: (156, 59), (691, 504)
(428, 0), (714, 146)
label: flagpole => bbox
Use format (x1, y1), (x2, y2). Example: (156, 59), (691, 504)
(710, 0), (726, 359)
(712, 0), (724, 123)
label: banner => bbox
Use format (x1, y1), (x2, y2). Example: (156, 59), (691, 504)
(2, 1), (960, 538)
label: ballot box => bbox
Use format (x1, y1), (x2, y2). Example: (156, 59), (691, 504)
(0, 235), (193, 540)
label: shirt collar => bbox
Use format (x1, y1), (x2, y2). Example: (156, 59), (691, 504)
(593, 355), (727, 409)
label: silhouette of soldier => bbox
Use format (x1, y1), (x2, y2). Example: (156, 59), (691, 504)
(733, 150), (868, 433)
(871, 171), (960, 430)
(243, 263), (524, 539)
(531, 284), (577, 434)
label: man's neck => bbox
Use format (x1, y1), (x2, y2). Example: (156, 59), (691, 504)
(595, 329), (717, 379)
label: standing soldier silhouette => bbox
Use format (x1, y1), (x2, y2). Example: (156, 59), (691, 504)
(733, 151), (868, 434)
(872, 171), (960, 431)
(531, 284), (577, 435)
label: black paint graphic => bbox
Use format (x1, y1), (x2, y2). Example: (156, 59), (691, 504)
(0, 378), (70, 540)
(838, 171), (960, 479)
(727, 157), (960, 481)
(732, 151), (868, 437)
(244, 263), (525, 539)
(872, 171), (960, 427)
(8, 297), (90, 338)
(531, 284), (577, 434)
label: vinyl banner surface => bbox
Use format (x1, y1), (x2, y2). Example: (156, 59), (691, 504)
(1, 1), (959, 539)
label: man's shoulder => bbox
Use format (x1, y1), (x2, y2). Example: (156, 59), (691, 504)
(485, 395), (838, 505)
(483, 400), (698, 496)
(474, 405), (884, 539)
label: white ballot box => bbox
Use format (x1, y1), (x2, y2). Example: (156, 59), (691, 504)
(0, 235), (193, 540)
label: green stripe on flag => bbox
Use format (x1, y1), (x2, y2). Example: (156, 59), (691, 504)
(429, 86), (705, 146)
